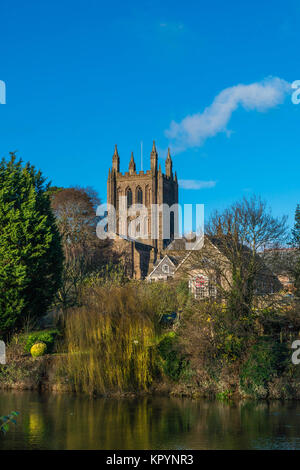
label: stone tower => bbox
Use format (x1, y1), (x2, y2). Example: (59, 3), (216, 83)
(107, 141), (179, 259)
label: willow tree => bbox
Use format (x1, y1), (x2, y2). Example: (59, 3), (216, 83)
(0, 154), (63, 338)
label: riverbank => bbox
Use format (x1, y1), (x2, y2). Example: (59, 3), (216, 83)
(1, 350), (300, 401)
(1, 284), (300, 400)
(0, 352), (151, 396)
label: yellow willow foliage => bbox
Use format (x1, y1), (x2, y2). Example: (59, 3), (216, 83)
(62, 285), (159, 394)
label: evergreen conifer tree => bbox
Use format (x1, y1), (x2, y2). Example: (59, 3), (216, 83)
(0, 154), (63, 338)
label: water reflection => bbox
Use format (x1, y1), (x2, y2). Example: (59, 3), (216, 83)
(0, 391), (300, 449)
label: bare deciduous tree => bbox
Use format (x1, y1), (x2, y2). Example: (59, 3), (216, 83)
(184, 196), (287, 321)
(50, 187), (113, 311)
(50, 186), (100, 264)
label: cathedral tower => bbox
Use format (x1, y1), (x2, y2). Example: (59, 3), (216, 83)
(107, 141), (179, 257)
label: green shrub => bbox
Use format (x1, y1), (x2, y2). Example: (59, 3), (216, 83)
(146, 282), (178, 317)
(24, 329), (60, 354)
(239, 338), (289, 397)
(85, 262), (128, 287)
(175, 280), (190, 308)
(157, 332), (189, 382)
(30, 342), (47, 357)
(216, 390), (232, 401)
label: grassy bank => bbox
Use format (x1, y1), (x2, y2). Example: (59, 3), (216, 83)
(1, 281), (300, 399)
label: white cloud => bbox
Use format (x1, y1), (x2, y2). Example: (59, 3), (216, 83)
(165, 77), (291, 154)
(179, 179), (216, 190)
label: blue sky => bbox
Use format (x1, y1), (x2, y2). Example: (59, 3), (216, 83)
(0, 0), (299, 227)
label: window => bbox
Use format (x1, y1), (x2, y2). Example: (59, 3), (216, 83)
(117, 188), (122, 210)
(195, 285), (207, 299)
(209, 284), (217, 297)
(145, 185), (149, 206)
(170, 212), (174, 239)
(192, 275), (217, 299)
(162, 264), (169, 274)
(126, 188), (132, 208)
(137, 187), (143, 204)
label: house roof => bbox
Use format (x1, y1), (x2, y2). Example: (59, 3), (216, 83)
(147, 254), (177, 279)
(260, 248), (298, 276)
(163, 235), (283, 282)
(147, 234), (288, 288)
(167, 238), (187, 250)
(168, 235), (220, 273)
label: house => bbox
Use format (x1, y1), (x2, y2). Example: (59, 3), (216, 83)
(147, 234), (283, 299)
(260, 248), (297, 292)
(147, 254), (182, 281)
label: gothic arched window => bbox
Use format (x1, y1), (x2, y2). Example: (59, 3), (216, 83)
(126, 188), (132, 208)
(145, 185), (149, 206)
(137, 187), (143, 204)
(117, 187), (122, 210)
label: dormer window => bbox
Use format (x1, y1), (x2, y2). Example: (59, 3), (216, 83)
(162, 264), (169, 274)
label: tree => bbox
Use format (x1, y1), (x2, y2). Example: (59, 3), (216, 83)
(0, 154), (63, 338)
(50, 186), (101, 265)
(291, 204), (300, 297)
(184, 196), (287, 320)
(50, 186), (114, 310)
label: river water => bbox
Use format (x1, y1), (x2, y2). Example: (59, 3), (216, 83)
(0, 391), (300, 449)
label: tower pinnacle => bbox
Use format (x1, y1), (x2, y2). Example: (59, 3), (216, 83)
(165, 147), (173, 178)
(129, 151), (136, 174)
(150, 140), (158, 173)
(151, 140), (157, 155)
(112, 144), (120, 172)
